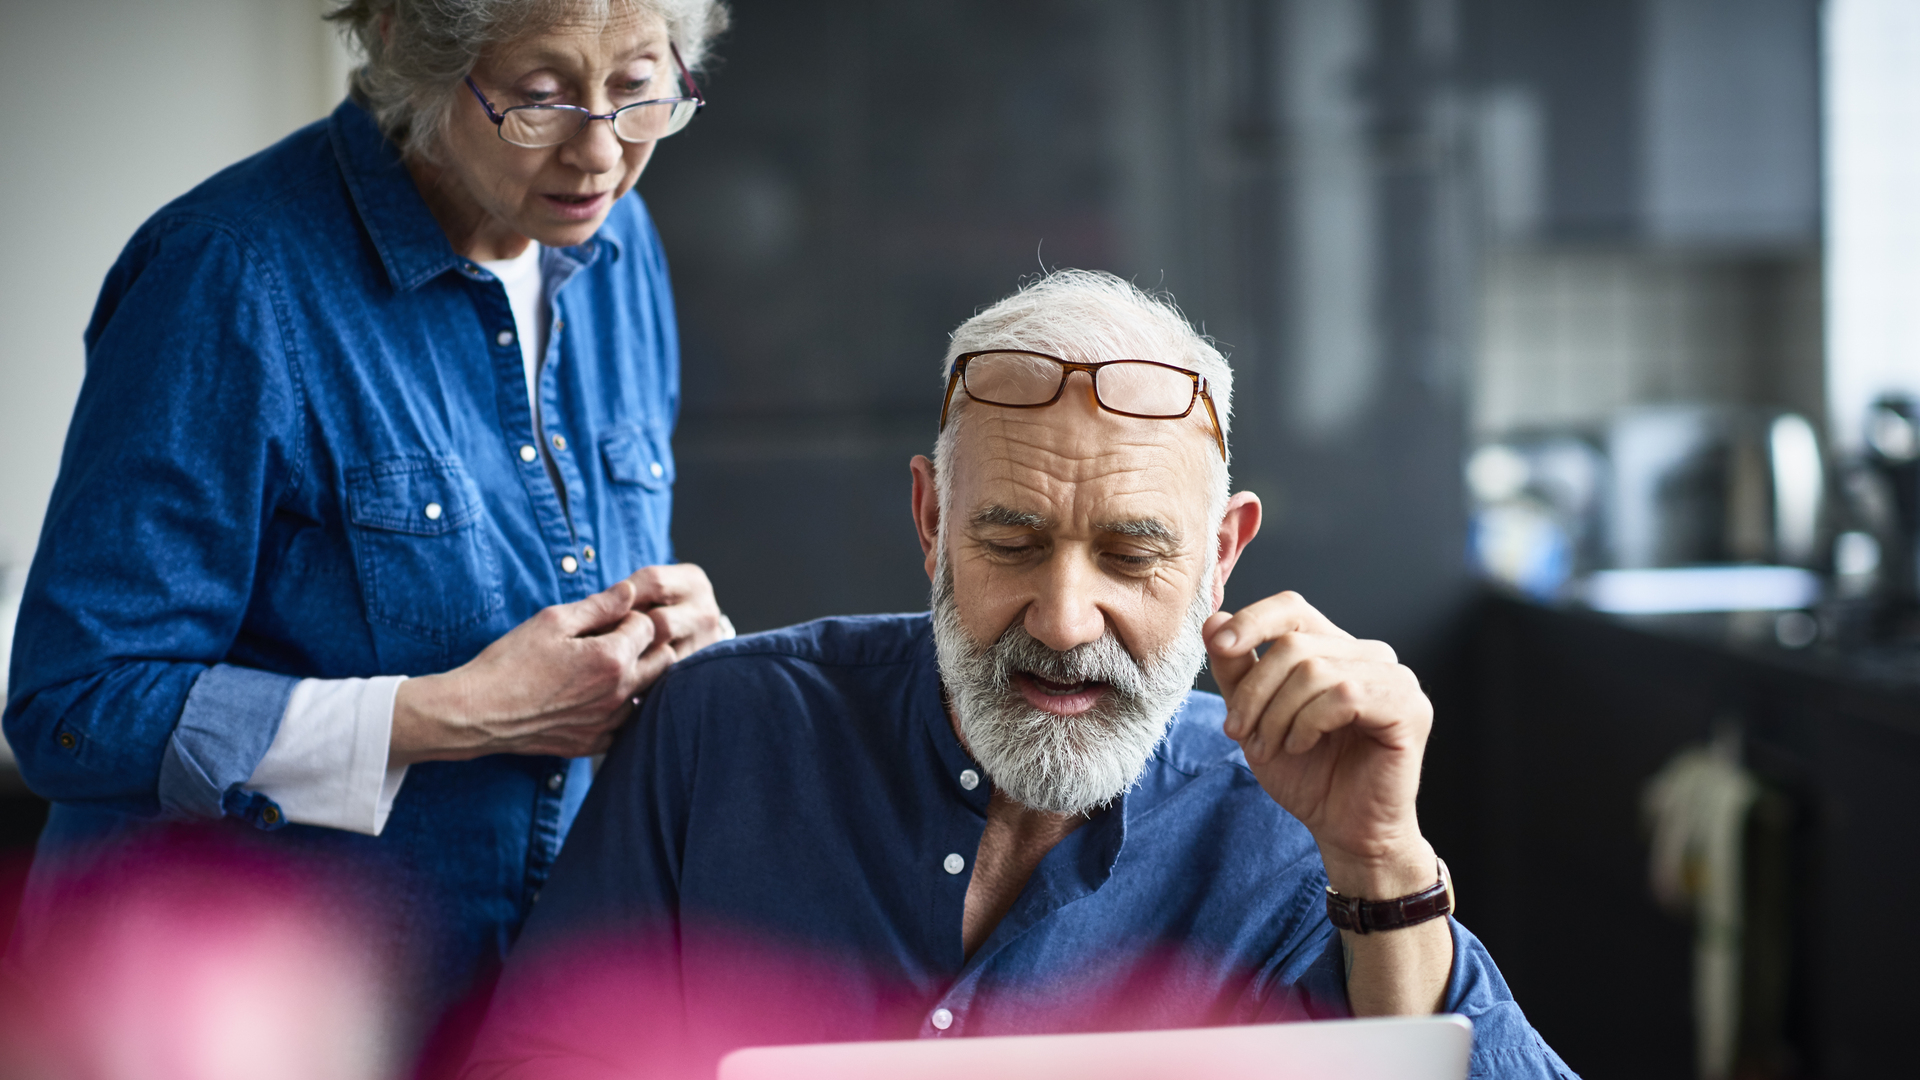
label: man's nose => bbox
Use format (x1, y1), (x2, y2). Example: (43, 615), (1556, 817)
(1022, 549), (1108, 653)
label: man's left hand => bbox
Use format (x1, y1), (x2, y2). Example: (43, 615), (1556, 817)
(1204, 591), (1437, 898)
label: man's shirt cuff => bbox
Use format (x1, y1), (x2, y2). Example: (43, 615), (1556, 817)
(246, 675), (410, 835)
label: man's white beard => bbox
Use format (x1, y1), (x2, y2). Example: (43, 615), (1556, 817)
(929, 546), (1215, 816)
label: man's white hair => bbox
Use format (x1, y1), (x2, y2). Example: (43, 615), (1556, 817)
(933, 270), (1234, 522)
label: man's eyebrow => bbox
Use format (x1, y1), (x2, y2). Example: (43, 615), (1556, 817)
(970, 505), (1050, 530)
(1097, 518), (1181, 544)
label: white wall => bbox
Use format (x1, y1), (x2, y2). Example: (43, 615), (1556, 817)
(0, 0), (352, 580)
(1825, 0), (1920, 450)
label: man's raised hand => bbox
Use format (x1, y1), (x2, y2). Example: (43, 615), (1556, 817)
(1204, 591), (1437, 899)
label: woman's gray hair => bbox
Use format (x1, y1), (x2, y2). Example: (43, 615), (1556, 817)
(327, 0), (730, 161)
(934, 270), (1235, 520)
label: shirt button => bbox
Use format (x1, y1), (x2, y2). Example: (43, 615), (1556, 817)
(547, 772), (566, 793)
(496, 329), (515, 347)
(930, 1008), (954, 1031)
(423, 502), (443, 521)
(958, 769), (980, 791)
(582, 544), (596, 562)
(560, 555), (579, 574)
(943, 853), (965, 875)
(650, 461), (664, 479)
(57, 731), (77, 750)
(261, 805), (282, 826)
(551, 433), (567, 452)
(519, 444), (538, 463)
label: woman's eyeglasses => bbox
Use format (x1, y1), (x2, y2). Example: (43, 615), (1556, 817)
(939, 349), (1226, 460)
(465, 43), (705, 149)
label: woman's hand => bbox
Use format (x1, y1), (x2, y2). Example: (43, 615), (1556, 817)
(626, 563), (731, 660)
(390, 579), (674, 764)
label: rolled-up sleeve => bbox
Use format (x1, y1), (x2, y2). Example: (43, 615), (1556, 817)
(1439, 919), (1582, 1079)
(2, 217), (303, 821)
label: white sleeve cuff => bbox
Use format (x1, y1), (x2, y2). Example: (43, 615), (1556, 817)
(247, 675), (411, 836)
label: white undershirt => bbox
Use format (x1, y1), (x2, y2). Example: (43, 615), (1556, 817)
(246, 242), (552, 836)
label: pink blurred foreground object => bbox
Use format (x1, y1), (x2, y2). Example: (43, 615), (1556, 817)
(460, 920), (1318, 1080)
(0, 829), (402, 1080)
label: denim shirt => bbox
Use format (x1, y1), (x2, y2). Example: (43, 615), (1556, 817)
(3, 99), (680, 1009)
(468, 616), (1578, 1080)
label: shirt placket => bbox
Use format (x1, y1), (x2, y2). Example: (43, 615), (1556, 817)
(924, 757), (988, 1036)
(532, 247), (600, 594)
(922, 791), (1131, 1039)
(464, 256), (594, 603)
(460, 255), (594, 894)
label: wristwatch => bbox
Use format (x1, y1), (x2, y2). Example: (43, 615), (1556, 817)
(1324, 858), (1454, 934)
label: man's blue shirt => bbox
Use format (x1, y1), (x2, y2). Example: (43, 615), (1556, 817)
(470, 615), (1577, 1079)
(4, 99), (680, 1010)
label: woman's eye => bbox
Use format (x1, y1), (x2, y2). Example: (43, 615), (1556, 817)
(520, 87), (561, 104)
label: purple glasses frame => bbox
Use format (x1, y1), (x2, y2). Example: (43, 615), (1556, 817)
(464, 42), (705, 146)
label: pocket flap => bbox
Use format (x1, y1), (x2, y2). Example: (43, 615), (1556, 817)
(602, 426), (675, 492)
(346, 456), (480, 535)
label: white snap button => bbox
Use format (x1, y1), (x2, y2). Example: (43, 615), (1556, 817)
(547, 773), (565, 792)
(958, 769), (980, 791)
(560, 555), (579, 574)
(496, 329), (515, 347)
(519, 444), (538, 462)
(930, 1008), (953, 1030)
(423, 502), (443, 521)
(943, 853), (965, 875)
(649, 461), (664, 478)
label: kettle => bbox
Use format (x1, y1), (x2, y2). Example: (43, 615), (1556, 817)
(1606, 405), (1823, 569)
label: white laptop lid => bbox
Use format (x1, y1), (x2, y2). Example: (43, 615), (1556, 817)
(718, 1015), (1473, 1080)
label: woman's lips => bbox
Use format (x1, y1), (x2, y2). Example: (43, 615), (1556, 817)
(1013, 671), (1108, 717)
(540, 191), (611, 220)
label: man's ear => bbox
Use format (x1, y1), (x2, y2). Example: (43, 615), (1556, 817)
(1211, 492), (1262, 611)
(910, 455), (941, 582)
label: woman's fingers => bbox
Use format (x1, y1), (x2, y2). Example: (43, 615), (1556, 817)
(648, 599), (721, 649)
(626, 563), (714, 609)
(552, 580), (637, 636)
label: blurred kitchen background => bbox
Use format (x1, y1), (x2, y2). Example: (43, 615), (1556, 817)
(3, 0), (1918, 1076)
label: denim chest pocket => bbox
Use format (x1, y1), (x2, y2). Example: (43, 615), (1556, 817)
(345, 455), (505, 641)
(601, 425), (675, 567)
(601, 426), (675, 491)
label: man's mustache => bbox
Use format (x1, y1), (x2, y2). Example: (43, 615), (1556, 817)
(983, 623), (1151, 699)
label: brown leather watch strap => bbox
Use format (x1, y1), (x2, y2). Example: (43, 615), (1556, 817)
(1324, 858), (1454, 934)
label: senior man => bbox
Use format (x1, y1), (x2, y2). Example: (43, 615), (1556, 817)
(464, 271), (1575, 1079)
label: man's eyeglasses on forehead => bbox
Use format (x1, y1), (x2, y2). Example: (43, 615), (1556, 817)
(464, 42), (705, 149)
(939, 350), (1227, 461)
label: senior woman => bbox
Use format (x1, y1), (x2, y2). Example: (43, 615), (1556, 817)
(4, 0), (732, 1019)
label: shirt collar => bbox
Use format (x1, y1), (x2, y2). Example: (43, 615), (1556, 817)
(913, 620), (1131, 880)
(327, 98), (623, 292)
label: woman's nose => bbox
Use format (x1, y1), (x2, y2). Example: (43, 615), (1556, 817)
(562, 117), (628, 173)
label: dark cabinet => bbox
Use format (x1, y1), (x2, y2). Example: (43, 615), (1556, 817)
(1435, 597), (1920, 1078)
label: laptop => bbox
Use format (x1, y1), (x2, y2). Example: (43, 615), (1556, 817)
(718, 1015), (1473, 1080)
